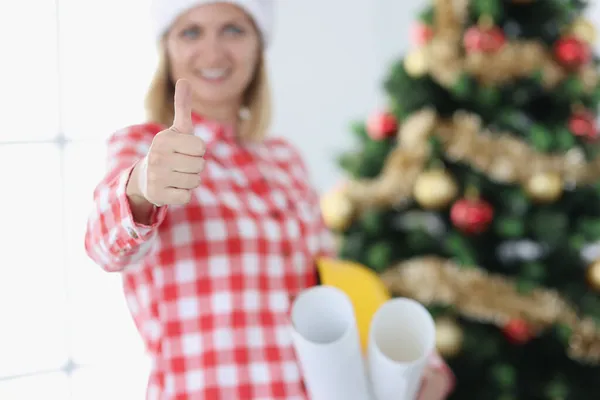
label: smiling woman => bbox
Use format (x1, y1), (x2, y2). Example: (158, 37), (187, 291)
(84, 1), (338, 398)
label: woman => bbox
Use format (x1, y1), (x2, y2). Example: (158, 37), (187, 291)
(84, 1), (454, 398)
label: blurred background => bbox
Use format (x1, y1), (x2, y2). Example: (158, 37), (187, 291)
(2, 0), (600, 399)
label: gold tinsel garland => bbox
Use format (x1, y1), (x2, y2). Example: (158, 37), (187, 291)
(344, 108), (600, 211)
(380, 256), (600, 365)
(418, 0), (599, 92)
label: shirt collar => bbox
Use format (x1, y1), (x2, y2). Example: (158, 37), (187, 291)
(191, 111), (237, 141)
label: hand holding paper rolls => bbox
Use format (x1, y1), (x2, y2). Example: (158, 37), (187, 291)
(289, 285), (454, 400)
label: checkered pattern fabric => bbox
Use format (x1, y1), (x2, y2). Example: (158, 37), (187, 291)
(84, 114), (454, 399)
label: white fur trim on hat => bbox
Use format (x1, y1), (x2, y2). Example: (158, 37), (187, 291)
(150, 0), (274, 46)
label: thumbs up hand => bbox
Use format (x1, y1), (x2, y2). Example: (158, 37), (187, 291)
(133, 79), (207, 206)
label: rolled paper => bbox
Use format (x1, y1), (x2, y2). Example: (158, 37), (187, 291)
(368, 298), (436, 400)
(290, 285), (373, 400)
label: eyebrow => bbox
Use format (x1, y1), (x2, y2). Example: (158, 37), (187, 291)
(182, 16), (251, 28)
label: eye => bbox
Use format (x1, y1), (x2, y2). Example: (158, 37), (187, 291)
(223, 24), (245, 36)
(180, 26), (201, 39)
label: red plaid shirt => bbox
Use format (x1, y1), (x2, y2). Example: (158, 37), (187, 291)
(84, 114), (454, 399)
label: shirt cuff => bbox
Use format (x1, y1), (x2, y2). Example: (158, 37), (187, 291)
(114, 164), (168, 249)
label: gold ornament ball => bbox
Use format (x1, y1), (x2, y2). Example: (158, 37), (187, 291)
(587, 260), (600, 291)
(404, 48), (429, 77)
(320, 186), (355, 231)
(525, 172), (563, 203)
(413, 169), (458, 209)
(435, 318), (464, 358)
(569, 18), (596, 44)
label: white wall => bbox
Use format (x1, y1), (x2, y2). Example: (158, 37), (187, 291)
(268, 0), (425, 193)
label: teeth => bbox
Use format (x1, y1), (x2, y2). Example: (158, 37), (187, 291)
(200, 68), (228, 79)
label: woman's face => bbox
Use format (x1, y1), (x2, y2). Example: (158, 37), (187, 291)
(165, 3), (261, 109)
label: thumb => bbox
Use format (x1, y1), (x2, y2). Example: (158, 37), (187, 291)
(171, 78), (194, 134)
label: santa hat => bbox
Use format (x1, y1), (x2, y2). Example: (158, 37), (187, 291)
(151, 0), (275, 46)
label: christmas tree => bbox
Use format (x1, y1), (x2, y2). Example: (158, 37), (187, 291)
(321, 0), (600, 398)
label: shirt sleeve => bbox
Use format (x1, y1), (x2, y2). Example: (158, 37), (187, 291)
(84, 123), (168, 272)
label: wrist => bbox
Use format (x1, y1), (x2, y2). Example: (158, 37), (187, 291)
(125, 163), (154, 214)
(126, 162), (145, 201)
(126, 162), (155, 222)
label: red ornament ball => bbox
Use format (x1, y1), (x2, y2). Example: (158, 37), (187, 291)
(569, 109), (598, 141)
(450, 197), (494, 234)
(367, 111), (398, 140)
(503, 319), (532, 345)
(554, 36), (591, 69)
(463, 25), (506, 53)
(411, 23), (434, 46)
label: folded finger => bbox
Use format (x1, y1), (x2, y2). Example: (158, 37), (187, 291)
(170, 153), (206, 174)
(167, 171), (202, 190)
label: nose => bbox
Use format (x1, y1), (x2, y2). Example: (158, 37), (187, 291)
(197, 32), (226, 62)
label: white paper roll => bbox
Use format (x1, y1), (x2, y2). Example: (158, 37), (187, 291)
(290, 285), (372, 400)
(367, 298), (436, 400)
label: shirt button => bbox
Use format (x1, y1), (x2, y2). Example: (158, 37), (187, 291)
(126, 227), (139, 239)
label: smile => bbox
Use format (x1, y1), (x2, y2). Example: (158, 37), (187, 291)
(197, 68), (231, 82)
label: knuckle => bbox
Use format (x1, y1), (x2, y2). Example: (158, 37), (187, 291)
(197, 158), (206, 171)
(154, 130), (175, 148)
(192, 174), (202, 187)
(183, 175), (197, 189)
(152, 131), (167, 145)
(156, 129), (173, 139)
(196, 139), (206, 154)
(174, 190), (192, 205)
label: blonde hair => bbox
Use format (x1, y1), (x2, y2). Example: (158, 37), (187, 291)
(144, 42), (272, 142)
